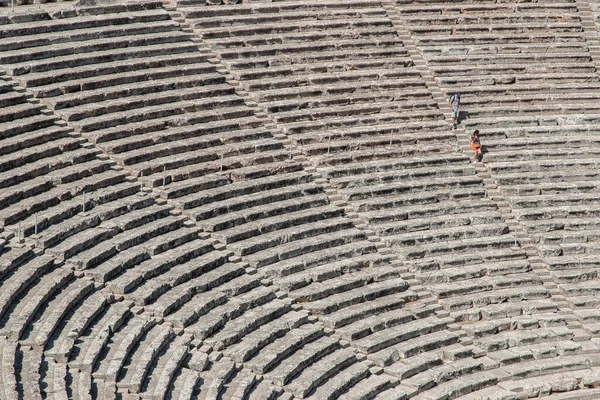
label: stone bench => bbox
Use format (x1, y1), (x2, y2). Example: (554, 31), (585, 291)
(497, 170), (600, 187)
(68, 217), (183, 271)
(354, 186), (486, 214)
(499, 354), (592, 381)
(32, 181), (143, 249)
(117, 323), (175, 393)
(301, 276), (409, 315)
(180, 0), (381, 15)
(403, 13), (580, 26)
(0, 102), (44, 124)
(537, 228), (600, 245)
(93, 316), (156, 382)
(464, 101), (600, 120)
(57, 82), (236, 123)
(331, 163), (475, 190)
(319, 152), (465, 179)
(281, 109), (443, 136)
(0, 132), (83, 172)
(188, 357), (236, 399)
(336, 302), (439, 341)
(439, 72), (596, 90)
(265, 334), (341, 387)
(301, 128), (451, 156)
(515, 204), (600, 222)
(24, 52), (210, 94)
(433, 62), (594, 79)
(312, 360), (371, 400)
(244, 227), (368, 268)
(288, 265), (401, 303)
(0, 114), (59, 145)
(23, 278), (94, 350)
(415, 31), (585, 46)
(139, 333), (192, 398)
(409, 21), (582, 37)
(242, 69), (420, 92)
(186, 285), (277, 340)
(276, 251), (393, 292)
(362, 198), (497, 226)
(0, 18), (180, 57)
(70, 91), (244, 133)
(354, 314), (453, 354)
(227, 215), (353, 257)
(428, 51), (591, 69)
(440, 285), (550, 313)
(45, 289), (109, 363)
(261, 239), (379, 279)
(169, 368), (200, 400)
(383, 221), (509, 248)
(0, 7), (167, 39)
(203, 298), (292, 349)
(408, 246), (528, 274)
(401, 356), (488, 395)
(2, 30), (193, 73)
(146, 260), (246, 317)
(200, 18), (395, 42)
(561, 281), (600, 298)
(0, 339), (18, 400)
(422, 41), (589, 57)
(341, 175), (482, 202)
(222, 310), (308, 363)
(199, 191), (329, 235)
(320, 288), (419, 331)
(396, 2), (576, 14)
(423, 258), (531, 286)
(484, 148), (600, 164)
(237, 59), (415, 89)
(0, 245), (35, 281)
(523, 218), (600, 234)
(100, 120), (265, 157)
(430, 272), (543, 300)
(224, 47), (410, 71)
(129, 251), (234, 306)
(218, 38), (405, 60)
(501, 179), (600, 197)
(172, 171), (312, 211)
(7, 40), (200, 77)
(455, 298), (558, 324)
(264, 91), (435, 117)
(240, 323), (322, 375)
(108, 238), (215, 295)
(285, 347), (358, 398)
(69, 300), (133, 371)
(0, 255), (54, 324)
(370, 329), (462, 367)
(3, 265), (73, 340)
(490, 158), (600, 177)
(46, 69), (224, 112)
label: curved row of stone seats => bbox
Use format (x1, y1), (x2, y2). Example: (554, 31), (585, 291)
(178, 0), (443, 155)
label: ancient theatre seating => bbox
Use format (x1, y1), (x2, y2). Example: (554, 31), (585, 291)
(396, 0), (600, 121)
(0, 1), (296, 194)
(177, 0), (446, 160)
(398, 0), (600, 349)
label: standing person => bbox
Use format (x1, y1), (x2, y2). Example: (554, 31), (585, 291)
(449, 92), (461, 129)
(471, 130), (482, 163)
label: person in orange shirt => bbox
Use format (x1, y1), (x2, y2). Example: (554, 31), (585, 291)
(470, 130), (482, 163)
